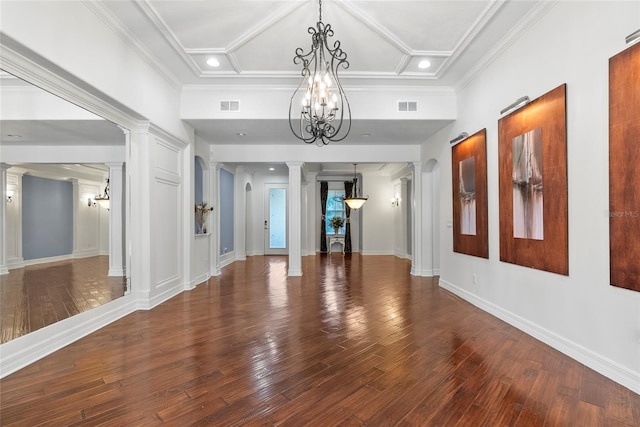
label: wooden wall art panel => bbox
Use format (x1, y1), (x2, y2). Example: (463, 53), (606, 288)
(452, 129), (489, 258)
(609, 42), (640, 292)
(498, 84), (568, 275)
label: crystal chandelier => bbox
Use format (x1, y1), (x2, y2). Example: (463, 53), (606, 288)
(289, 0), (351, 146)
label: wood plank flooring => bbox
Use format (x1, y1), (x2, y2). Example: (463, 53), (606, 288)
(0, 256), (126, 344)
(1, 254), (638, 425)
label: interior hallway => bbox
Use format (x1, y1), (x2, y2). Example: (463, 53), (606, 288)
(1, 254), (638, 425)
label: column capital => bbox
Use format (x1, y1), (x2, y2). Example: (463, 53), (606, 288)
(105, 162), (124, 169)
(286, 161), (304, 169)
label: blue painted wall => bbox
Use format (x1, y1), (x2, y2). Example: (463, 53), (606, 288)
(22, 175), (73, 260)
(219, 168), (234, 254)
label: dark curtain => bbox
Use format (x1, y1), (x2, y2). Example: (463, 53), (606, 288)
(344, 180), (353, 253)
(320, 181), (328, 253)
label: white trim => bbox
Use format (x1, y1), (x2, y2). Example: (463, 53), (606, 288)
(360, 250), (394, 256)
(73, 249), (100, 259)
(0, 296), (136, 379)
(7, 258), (25, 270)
(439, 279), (640, 395)
(23, 254), (72, 266)
(220, 251), (235, 268)
(108, 268), (126, 277)
(189, 273), (210, 289)
(455, 1), (559, 92)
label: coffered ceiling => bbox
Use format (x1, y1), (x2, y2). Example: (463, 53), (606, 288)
(96, 0), (543, 87)
(2, 1), (550, 174)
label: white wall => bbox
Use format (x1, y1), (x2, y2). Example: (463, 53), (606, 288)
(427, 1), (640, 393)
(361, 174), (394, 255)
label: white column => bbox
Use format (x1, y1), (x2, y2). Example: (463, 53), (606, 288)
(0, 164), (11, 275)
(287, 162), (303, 276)
(305, 172), (317, 255)
(6, 171), (24, 269)
(71, 178), (80, 257)
(411, 162), (423, 276)
(398, 177), (408, 257)
(235, 165), (246, 261)
(106, 162), (125, 276)
(210, 161), (221, 276)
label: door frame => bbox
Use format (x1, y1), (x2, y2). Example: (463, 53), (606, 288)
(264, 183), (288, 255)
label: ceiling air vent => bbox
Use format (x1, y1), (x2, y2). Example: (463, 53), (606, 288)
(398, 101), (417, 112)
(220, 100), (240, 111)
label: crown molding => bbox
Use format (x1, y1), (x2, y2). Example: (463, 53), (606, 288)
(455, 0), (559, 93)
(0, 33), (145, 131)
(82, 0), (182, 91)
(435, 0), (506, 79)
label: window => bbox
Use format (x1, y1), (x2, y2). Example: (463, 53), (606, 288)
(326, 189), (346, 235)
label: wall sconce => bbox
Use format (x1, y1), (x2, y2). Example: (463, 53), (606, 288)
(626, 29), (640, 45)
(450, 132), (469, 145)
(391, 195), (400, 208)
(6, 189), (14, 203)
(500, 96), (530, 116)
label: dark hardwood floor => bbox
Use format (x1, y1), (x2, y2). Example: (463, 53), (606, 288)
(1, 254), (638, 425)
(0, 256), (126, 344)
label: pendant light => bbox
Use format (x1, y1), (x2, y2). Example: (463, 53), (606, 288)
(344, 164), (368, 209)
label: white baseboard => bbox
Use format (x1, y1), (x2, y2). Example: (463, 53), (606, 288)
(108, 268), (125, 277)
(23, 254), (72, 266)
(220, 251), (235, 268)
(73, 249), (100, 259)
(360, 250), (394, 256)
(0, 296), (137, 379)
(439, 279), (640, 395)
(190, 272), (209, 289)
(7, 257), (25, 270)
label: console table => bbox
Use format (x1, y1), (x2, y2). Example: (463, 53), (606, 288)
(328, 235), (345, 254)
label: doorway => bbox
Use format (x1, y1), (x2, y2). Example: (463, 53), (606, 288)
(264, 184), (288, 255)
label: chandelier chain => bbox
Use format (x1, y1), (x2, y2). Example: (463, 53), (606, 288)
(319, 0), (322, 22)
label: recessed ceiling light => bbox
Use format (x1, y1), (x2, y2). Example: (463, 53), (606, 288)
(6, 134), (22, 138)
(236, 132), (246, 137)
(206, 58), (220, 67)
(268, 167), (275, 171)
(361, 133), (371, 137)
(418, 60), (431, 70)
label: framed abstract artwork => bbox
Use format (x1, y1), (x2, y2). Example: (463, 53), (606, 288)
(452, 129), (489, 259)
(498, 84), (568, 275)
(609, 42), (640, 292)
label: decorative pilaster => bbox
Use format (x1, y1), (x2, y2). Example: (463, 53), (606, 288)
(210, 162), (221, 276)
(106, 162), (125, 276)
(235, 165), (246, 261)
(305, 172), (317, 255)
(0, 163), (11, 275)
(287, 162), (303, 276)
(411, 162), (423, 276)
(398, 177), (408, 257)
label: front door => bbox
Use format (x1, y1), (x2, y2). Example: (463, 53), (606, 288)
(264, 184), (288, 255)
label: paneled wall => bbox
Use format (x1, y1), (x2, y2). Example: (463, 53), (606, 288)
(153, 137), (183, 293)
